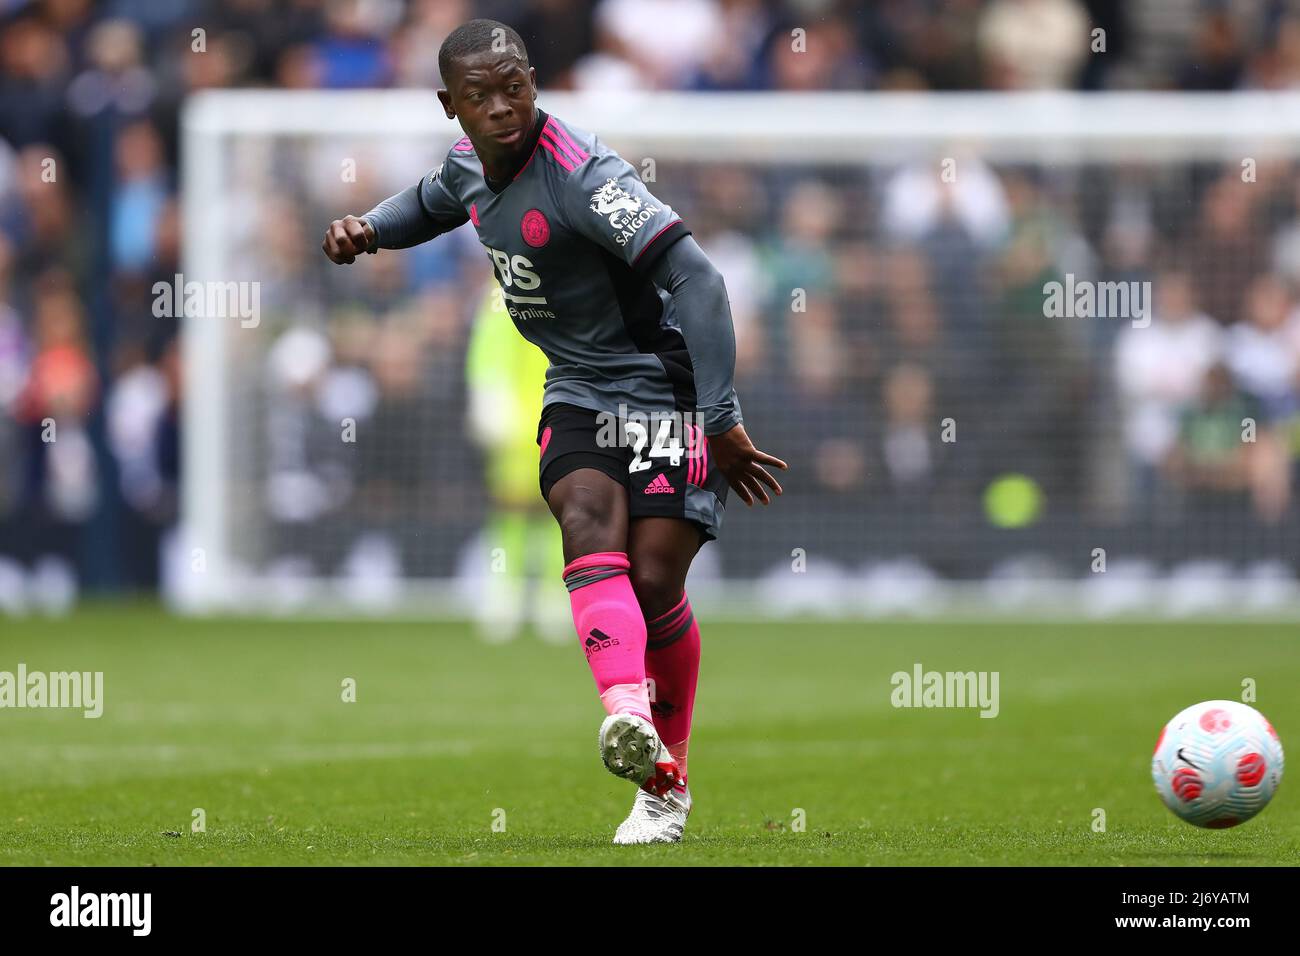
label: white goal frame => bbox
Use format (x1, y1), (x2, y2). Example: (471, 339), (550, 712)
(179, 90), (1300, 619)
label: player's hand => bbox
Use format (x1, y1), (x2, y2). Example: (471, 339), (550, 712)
(706, 423), (787, 507)
(322, 216), (375, 264)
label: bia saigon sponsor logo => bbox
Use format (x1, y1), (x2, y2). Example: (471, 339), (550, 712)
(589, 178), (659, 247)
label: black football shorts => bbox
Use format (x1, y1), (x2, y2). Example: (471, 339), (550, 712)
(536, 401), (729, 542)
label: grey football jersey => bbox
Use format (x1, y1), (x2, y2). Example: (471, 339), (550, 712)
(370, 108), (741, 431)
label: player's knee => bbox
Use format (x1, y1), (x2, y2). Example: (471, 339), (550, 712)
(628, 563), (681, 620)
(556, 484), (621, 554)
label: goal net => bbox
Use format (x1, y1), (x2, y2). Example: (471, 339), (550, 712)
(177, 90), (1300, 618)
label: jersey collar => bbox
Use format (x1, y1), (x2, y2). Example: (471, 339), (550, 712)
(483, 107), (548, 194)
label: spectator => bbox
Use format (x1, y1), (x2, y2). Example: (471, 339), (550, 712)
(512, 0), (598, 90)
(1187, 173), (1268, 327)
(1224, 273), (1300, 422)
(683, 0), (772, 91)
(978, 0), (1090, 89)
(877, 362), (940, 497)
(14, 271), (98, 530)
(588, 0), (721, 90)
(110, 120), (168, 274)
(880, 153), (1010, 249)
(1115, 266), (1223, 512)
(0, 11), (71, 147)
(1177, 8), (1247, 90)
(763, 15), (868, 91)
(1242, 14), (1300, 90)
(1164, 361), (1285, 523)
(311, 0), (395, 89)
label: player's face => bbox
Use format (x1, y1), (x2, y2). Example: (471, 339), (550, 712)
(440, 51), (537, 157)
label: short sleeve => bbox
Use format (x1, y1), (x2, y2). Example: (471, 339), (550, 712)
(564, 148), (691, 275)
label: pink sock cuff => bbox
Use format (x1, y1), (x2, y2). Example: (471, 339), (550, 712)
(562, 550), (630, 579)
(646, 591), (689, 629)
(646, 591), (694, 647)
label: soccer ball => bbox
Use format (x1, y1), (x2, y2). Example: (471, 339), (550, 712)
(1152, 700), (1283, 829)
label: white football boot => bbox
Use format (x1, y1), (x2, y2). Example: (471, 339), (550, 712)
(597, 713), (680, 796)
(613, 785), (692, 845)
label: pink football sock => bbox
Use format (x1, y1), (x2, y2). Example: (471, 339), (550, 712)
(562, 551), (652, 722)
(644, 591), (701, 781)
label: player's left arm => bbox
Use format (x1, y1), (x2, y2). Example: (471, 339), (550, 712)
(562, 147), (786, 506)
(648, 236), (787, 506)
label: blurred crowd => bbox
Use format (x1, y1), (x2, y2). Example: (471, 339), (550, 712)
(5, 0), (1300, 599)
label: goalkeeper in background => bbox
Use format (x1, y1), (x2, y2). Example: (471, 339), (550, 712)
(465, 281), (568, 642)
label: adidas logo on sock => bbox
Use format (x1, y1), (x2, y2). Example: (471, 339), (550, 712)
(585, 627), (620, 655)
(644, 473), (675, 494)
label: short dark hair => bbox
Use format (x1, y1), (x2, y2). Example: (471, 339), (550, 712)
(438, 19), (529, 87)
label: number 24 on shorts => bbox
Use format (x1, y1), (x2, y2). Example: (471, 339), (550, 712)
(625, 418), (693, 473)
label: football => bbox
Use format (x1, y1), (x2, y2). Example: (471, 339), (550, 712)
(1152, 700), (1284, 828)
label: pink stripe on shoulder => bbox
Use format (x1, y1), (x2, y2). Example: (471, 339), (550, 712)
(453, 137), (474, 152)
(539, 140), (575, 171)
(548, 120), (589, 161)
(540, 124), (581, 165)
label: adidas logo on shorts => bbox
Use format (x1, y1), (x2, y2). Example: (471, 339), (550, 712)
(643, 473), (675, 494)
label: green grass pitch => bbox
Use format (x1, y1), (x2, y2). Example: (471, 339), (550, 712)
(1, 605), (1296, 866)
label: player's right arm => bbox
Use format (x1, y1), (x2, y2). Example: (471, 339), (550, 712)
(322, 160), (469, 265)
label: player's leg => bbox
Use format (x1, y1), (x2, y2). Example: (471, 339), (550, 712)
(545, 466), (627, 564)
(545, 467), (642, 714)
(544, 465), (680, 795)
(623, 417), (725, 782)
(612, 414), (727, 843)
(612, 515), (703, 844)
(627, 516), (703, 779)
